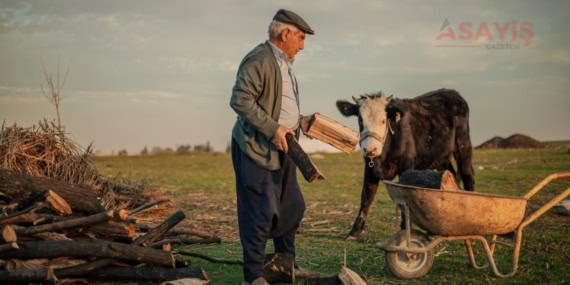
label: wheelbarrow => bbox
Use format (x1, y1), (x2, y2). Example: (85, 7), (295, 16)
(376, 172), (570, 279)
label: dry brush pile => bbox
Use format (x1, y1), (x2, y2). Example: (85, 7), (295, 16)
(0, 121), (221, 284)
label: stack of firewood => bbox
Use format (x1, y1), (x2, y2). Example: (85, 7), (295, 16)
(0, 168), (216, 284)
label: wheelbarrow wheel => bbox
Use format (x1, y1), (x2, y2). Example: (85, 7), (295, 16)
(385, 229), (434, 279)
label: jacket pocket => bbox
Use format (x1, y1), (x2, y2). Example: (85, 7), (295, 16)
(240, 120), (271, 156)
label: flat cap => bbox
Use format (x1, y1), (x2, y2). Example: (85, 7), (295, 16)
(273, 9), (314, 35)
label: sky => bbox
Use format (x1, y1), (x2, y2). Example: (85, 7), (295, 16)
(1, 0), (569, 154)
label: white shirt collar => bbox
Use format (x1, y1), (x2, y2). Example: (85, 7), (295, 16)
(268, 41), (294, 65)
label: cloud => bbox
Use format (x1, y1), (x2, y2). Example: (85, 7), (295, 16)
(0, 95), (44, 104)
(159, 56), (238, 74)
(0, 85), (183, 105)
(95, 14), (150, 45)
(74, 89), (182, 100)
(373, 34), (405, 48)
(0, 86), (44, 104)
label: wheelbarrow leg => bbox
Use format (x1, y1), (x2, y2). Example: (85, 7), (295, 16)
(465, 240), (489, 269)
(471, 233), (523, 278)
(404, 204), (411, 247)
(394, 203), (413, 247)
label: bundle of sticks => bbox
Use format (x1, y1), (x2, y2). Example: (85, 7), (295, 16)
(0, 168), (218, 284)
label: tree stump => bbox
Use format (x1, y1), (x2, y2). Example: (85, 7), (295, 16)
(399, 170), (459, 191)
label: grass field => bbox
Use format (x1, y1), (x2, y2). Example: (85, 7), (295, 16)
(94, 148), (570, 284)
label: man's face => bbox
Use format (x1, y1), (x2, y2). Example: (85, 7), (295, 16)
(281, 29), (306, 60)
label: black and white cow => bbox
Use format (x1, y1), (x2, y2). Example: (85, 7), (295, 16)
(336, 88), (475, 240)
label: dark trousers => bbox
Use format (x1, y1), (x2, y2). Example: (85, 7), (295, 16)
(231, 138), (305, 283)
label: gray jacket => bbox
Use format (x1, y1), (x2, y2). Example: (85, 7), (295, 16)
(230, 41), (284, 170)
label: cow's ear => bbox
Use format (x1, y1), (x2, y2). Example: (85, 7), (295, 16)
(386, 100), (406, 123)
(336, 100), (358, 117)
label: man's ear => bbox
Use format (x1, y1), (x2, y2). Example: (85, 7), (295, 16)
(386, 99), (406, 123)
(336, 100), (358, 117)
(281, 28), (292, 41)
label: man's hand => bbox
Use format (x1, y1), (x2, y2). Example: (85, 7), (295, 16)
(271, 125), (295, 153)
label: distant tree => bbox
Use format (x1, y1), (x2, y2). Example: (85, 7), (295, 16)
(193, 144), (205, 152)
(225, 141), (231, 153)
(206, 140), (212, 152)
(193, 141), (213, 153)
(151, 146), (163, 155)
(140, 146), (149, 155)
(118, 149), (128, 156)
(176, 144), (192, 154)
(41, 57), (70, 134)
(163, 147), (174, 154)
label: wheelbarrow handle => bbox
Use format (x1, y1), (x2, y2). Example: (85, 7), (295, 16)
(519, 172), (570, 231)
(523, 172), (570, 199)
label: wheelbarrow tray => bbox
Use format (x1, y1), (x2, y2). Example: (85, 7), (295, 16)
(383, 181), (527, 236)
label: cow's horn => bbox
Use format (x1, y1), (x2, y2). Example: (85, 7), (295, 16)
(387, 95), (393, 100)
(352, 96), (359, 103)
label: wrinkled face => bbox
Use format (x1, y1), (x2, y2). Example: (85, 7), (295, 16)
(357, 97), (391, 157)
(337, 94), (392, 157)
(280, 29), (306, 60)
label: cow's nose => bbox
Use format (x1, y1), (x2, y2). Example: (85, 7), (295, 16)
(363, 146), (377, 156)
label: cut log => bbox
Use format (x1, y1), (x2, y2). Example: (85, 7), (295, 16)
(44, 190), (73, 215)
(263, 253), (293, 283)
(0, 168), (104, 213)
(53, 210), (187, 278)
(32, 232), (72, 241)
(0, 243), (18, 253)
(150, 236), (222, 248)
(85, 266), (209, 282)
(0, 266), (208, 283)
(338, 267), (366, 285)
(2, 224), (17, 242)
(286, 134), (325, 182)
(133, 210), (185, 246)
(128, 198), (170, 216)
(300, 113), (359, 154)
(114, 209), (129, 221)
(86, 220), (136, 240)
(0, 212), (60, 225)
(1, 240), (175, 267)
(0, 203), (42, 224)
(176, 250), (243, 265)
(399, 170), (459, 191)
(4, 258), (86, 271)
(15, 210), (113, 236)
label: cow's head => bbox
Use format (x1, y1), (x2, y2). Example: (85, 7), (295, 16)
(337, 92), (396, 157)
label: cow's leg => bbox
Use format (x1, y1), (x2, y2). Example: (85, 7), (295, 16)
(347, 162), (380, 240)
(457, 149), (475, 191)
(455, 121), (475, 191)
(445, 161), (457, 176)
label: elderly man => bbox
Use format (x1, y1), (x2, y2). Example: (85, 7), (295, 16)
(229, 9), (315, 285)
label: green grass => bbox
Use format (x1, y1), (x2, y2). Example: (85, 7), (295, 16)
(546, 140), (570, 146)
(94, 149), (570, 284)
